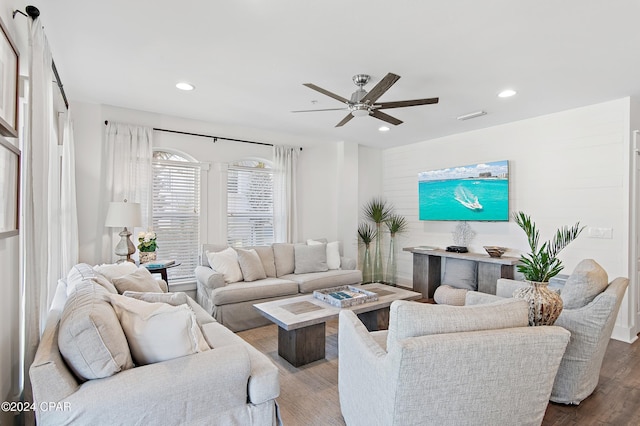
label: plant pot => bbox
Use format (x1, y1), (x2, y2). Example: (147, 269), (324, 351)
(362, 244), (373, 284)
(513, 281), (563, 326)
(139, 251), (157, 264)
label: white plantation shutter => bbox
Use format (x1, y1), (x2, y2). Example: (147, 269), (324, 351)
(152, 152), (201, 283)
(227, 161), (274, 247)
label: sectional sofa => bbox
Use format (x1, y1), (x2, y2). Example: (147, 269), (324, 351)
(195, 242), (363, 332)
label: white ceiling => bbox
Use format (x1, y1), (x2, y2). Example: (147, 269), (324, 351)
(31, 0), (640, 148)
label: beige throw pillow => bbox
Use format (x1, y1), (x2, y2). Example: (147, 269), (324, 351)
(294, 243), (328, 274)
(93, 262), (138, 282)
(108, 294), (210, 365)
(112, 267), (164, 294)
(561, 259), (609, 309)
(206, 247), (244, 283)
(236, 248), (267, 282)
(308, 240), (341, 270)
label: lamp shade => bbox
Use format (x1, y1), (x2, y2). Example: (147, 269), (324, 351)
(105, 201), (142, 228)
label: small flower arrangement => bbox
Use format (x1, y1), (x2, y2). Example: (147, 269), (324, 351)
(137, 231), (157, 252)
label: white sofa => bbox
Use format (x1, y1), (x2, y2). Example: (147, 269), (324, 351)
(338, 298), (570, 426)
(30, 263), (280, 425)
(196, 242), (362, 331)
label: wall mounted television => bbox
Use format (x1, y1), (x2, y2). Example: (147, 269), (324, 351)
(418, 160), (509, 221)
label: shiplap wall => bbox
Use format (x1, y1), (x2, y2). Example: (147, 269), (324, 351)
(381, 98), (631, 291)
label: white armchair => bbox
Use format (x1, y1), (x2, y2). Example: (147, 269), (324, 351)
(338, 299), (570, 426)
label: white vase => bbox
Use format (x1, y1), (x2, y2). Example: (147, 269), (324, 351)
(513, 281), (563, 326)
(139, 251), (157, 264)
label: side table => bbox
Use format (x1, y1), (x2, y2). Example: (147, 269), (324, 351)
(143, 262), (181, 283)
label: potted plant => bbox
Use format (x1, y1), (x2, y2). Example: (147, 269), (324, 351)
(362, 198), (392, 282)
(384, 214), (408, 285)
(512, 211), (584, 325)
(137, 230), (158, 264)
(357, 222), (377, 284)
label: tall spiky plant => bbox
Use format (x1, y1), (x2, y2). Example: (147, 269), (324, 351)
(385, 214), (408, 237)
(363, 198), (392, 282)
(513, 211), (585, 282)
(384, 214), (408, 285)
(357, 222), (377, 283)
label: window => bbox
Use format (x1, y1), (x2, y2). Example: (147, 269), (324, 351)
(227, 159), (274, 247)
(152, 151), (201, 283)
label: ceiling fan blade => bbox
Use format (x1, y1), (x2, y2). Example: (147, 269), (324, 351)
(360, 73), (401, 104)
(303, 83), (350, 104)
(335, 114), (354, 127)
(291, 107), (349, 113)
(375, 97), (439, 110)
(371, 110), (403, 126)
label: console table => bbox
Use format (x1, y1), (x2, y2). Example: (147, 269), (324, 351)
(402, 247), (520, 297)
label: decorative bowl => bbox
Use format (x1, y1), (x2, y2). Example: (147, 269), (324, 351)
(483, 246), (507, 258)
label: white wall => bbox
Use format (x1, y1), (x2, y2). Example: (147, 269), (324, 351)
(380, 98), (634, 340)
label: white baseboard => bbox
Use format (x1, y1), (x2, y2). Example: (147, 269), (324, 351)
(611, 324), (638, 343)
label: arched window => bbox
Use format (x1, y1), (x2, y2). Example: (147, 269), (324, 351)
(227, 159), (274, 246)
(152, 150), (201, 283)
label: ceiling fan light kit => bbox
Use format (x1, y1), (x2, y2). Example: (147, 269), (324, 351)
(296, 73), (439, 127)
(457, 111), (487, 121)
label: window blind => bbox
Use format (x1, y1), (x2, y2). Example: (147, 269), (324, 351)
(152, 157), (201, 283)
(227, 165), (274, 247)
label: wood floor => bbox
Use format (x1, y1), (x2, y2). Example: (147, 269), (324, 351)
(237, 320), (640, 426)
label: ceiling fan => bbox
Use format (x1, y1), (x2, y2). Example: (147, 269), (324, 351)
(293, 73), (439, 127)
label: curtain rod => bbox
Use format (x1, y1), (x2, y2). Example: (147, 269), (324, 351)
(104, 121), (303, 151)
(13, 5), (69, 110)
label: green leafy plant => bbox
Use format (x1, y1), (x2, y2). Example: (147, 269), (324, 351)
(362, 198), (392, 226)
(513, 211), (584, 282)
(137, 231), (157, 252)
(357, 222), (377, 247)
(385, 214), (408, 237)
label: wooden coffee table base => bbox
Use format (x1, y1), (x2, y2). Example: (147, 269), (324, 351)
(278, 322), (326, 367)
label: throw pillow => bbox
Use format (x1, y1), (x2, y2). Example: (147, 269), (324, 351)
(561, 259), (609, 309)
(205, 247), (244, 283)
(294, 243), (329, 274)
(236, 248), (267, 282)
(112, 267), (164, 294)
(245, 246), (277, 277)
(441, 258), (478, 291)
(123, 291), (213, 326)
(93, 262), (138, 282)
(273, 243), (295, 277)
(108, 294), (210, 365)
(58, 280), (134, 381)
(308, 240), (341, 270)
(67, 263), (118, 294)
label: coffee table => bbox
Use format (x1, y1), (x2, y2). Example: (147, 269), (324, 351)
(253, 283), (421, 367)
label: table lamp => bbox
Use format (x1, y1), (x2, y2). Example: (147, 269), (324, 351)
(105, 200), (142, 262)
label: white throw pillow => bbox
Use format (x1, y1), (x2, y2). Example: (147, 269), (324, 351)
(108, 294), (210, 365)
(93, 262), (138, 282)
(307, 240), (341, 270)
(206, 247), (244, 283)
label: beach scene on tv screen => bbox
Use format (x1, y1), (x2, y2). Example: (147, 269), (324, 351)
(418, 160), (509, 221)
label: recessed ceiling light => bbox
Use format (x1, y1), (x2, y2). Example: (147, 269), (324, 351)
(378, 126), (390, 132)
(498, 89), (516, 98)
(176, 82), (195, 91)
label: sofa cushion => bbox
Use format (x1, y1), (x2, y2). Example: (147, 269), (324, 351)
(93, 262), (138, 282)
(123, 291), (214, 326)
(387, 298), (529, 347)
(206, 247), (244, 283)
(109, 294), (210, 365)
(211, 278), (299, 305)
(561, 259), (609, 309)
(246, 246), (277, 278)
(58, 280), (134, 381)
(281, 269), (362, 294)
(67, 263), (118, 294)
(294, 243), (329, 274)
(442, 258), (478, 290)
(112, 267), (165, 293)
(273, 243), (295, 277)
(308, 240), (341, 270)
(236, 248), (267, 282)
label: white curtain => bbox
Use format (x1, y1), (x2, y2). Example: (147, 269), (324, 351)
(99, 122), (153, 262)
(22, 17), (59, 419)
(273, 145), (299, 243)
(60, 111), (79, 273)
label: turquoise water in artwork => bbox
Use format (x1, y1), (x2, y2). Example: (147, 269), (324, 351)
(418, 178), (509, 221)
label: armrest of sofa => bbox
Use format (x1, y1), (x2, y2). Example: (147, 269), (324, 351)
(195, 265), (225, 290)
(496, 278), (529, 298)
(465, 291), (504, 305)
(340, 256), (357, 270)
(38, 345), (252, 425)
